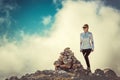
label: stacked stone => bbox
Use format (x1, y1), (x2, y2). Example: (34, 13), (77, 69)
(54, 47), (83, 72)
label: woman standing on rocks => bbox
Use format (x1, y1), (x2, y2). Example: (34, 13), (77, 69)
(80, 24), (94, 73)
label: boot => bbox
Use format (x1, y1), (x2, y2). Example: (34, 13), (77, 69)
(87, 67), (92, 75)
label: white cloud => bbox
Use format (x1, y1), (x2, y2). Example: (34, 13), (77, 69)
(0, 0), (17, 29)
(53, 0), (57, 4)
(52, 0), (63, 11)
(42, 15), (52, 26)
(0, 0), (120, 80)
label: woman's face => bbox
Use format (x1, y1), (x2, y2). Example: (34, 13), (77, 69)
(83, 27), (88, 32)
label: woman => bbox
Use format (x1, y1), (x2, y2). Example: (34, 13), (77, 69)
(80, 24), (94, 73)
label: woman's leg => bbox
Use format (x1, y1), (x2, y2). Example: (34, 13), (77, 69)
(83, 49), (91, 69)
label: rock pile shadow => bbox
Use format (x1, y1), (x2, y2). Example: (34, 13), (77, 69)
(6, 47), (120, 80)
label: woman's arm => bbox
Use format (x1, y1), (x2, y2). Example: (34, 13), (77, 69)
(80, 33), (82, 52)
(90, 33), (94, 51)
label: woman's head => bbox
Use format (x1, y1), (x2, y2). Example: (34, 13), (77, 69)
(82, 24), (89, 32)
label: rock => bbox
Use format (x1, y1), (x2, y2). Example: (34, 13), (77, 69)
(35, 70), (42, 75)
(6, 68), (120, 80)
(104, 68), (117, 77)
(54, 47), (84, 73)
(94, 69), (104, 76)
(42, 70), (55, 75)
(7, 76), (19, 80)
(56, 70), (67, 74)
(5, 47), (120, 80)
(104, 68), (118, 80)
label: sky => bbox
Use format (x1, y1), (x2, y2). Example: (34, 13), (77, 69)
(0, 0), (120, 80)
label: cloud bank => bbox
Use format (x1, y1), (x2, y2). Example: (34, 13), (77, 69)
(0, 0), (120, 80)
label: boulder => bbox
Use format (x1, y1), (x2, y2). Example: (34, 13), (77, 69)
(104, 68), (118, 80)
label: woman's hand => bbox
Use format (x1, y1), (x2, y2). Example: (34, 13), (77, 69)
(91, 49), (94, 52)
(80, 49), (83, 52)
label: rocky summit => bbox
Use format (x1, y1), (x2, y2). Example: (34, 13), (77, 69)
(6, 47), (120, 80)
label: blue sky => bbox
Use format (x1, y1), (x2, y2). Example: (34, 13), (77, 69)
(12, 0), (56, 33)
(0, 0), (62, 42)
(0, 0), (120, 42)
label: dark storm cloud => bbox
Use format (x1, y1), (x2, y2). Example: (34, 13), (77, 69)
(84, 0), (120, 10)
(104, 0), (120, 10)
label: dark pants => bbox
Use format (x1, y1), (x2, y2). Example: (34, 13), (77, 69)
(82, 48), (92, 68)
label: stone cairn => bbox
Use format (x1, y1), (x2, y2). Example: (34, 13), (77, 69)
(54, 47), (84, 73)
